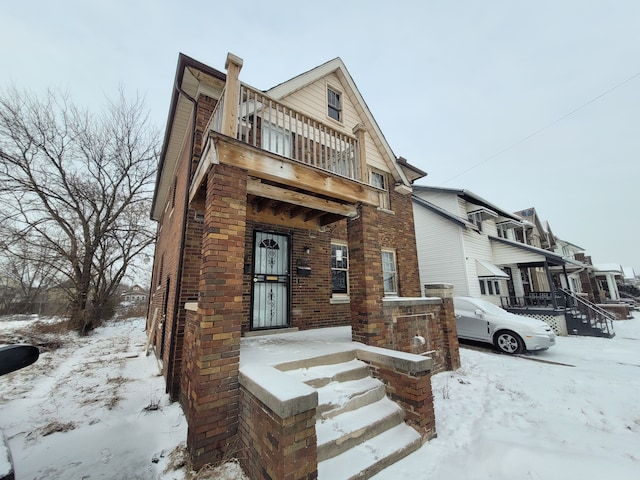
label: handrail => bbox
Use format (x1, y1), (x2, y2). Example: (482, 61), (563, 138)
(560, 289), (615, 336)
(202, 83), (361, 182)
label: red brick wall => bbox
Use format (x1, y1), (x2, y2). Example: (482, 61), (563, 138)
(181, 163), (247, 469)
(238, 387), (318, 480)
(363, 359), (436, 441)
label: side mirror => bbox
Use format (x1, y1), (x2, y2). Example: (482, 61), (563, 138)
(0, 345), (40, 376)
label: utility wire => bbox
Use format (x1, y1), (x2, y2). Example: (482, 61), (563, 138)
(440, 70), (640, 186)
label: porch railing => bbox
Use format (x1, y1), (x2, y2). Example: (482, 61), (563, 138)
(501, 290), (616, 337)
(204, 83), (361, 182)
(500, 292), (564, 309)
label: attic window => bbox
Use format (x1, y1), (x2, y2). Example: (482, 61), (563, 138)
(327, 87), (342, 121)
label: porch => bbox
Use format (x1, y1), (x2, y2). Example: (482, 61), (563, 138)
(500, 289), (616, 338)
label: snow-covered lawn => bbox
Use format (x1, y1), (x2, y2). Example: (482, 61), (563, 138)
(1, 313), (639, 479)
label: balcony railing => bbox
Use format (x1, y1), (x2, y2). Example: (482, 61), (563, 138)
(204, 83), (361, 182)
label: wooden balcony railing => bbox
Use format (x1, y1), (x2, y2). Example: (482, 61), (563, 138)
(204, 82), (362, 182)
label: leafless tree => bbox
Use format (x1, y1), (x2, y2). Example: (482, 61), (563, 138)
(0, 86), (159, 332)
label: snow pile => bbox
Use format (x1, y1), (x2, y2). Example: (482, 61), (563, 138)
(1, 314), (639, 479)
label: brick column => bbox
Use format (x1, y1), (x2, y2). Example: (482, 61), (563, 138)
(347, 204), (389, 346)
(182, 163), (247, 469)
(424, 283), (460, 371)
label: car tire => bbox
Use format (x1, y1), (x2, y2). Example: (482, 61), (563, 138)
(494, 330), (524, 354)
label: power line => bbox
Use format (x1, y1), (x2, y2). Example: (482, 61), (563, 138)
(440, 69), (640, 186)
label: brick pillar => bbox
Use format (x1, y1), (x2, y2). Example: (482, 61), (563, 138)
(347, 204), (389, 346)
(424, 283), (460, 371)
(182, 163), (247, 469)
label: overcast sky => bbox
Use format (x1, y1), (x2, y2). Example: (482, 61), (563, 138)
(2, 0), (639, 274)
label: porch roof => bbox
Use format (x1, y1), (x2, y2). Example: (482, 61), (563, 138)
(489, 236), (566, 266)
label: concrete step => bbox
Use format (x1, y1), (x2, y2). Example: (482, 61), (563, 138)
(318, 423), (422, 480)
(317, 397), (404, 462)
(284, 358), (370, 388)
(316, 376), (387, 420)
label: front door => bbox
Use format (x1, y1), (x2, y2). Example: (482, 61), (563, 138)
(251, 231), (290, 330)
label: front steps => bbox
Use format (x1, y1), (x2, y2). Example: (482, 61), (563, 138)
(280, 354), (422, 479)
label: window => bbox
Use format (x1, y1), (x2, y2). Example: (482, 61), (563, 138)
(497, 224), (508, 238)
(468, 212), (483, 232)
(262, 123), (291, 157)
(479, 279), (501, 296)
(381, 249), (398, 295)
(327, 87), (342, 121)
(370, 170), (390, 210)
(331, 243), (349, 295)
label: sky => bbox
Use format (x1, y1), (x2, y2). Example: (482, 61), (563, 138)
(2, 314), (639, 479)
(1, 0), (639, 273)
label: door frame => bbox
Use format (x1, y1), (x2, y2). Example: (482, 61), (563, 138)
(249, 229), (292, 331)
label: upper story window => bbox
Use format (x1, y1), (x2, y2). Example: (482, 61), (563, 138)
(327, 87), (342, 122)
(370, 170), (390, 210)
(468, 211), (483, 232)
(381, 249), (398, 296)
(331, 242), (349, 296)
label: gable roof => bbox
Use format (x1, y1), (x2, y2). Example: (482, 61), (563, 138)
(151, 53), (226, 220)
(412, 194), (479, 231)
(413, 185), (522, 222)
(266, 57), (416, 186)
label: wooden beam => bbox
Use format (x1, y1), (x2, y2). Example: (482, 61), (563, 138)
(247, 178), (358, 217)
(216, 136), (380, 206)
(221, 53), (243, 137)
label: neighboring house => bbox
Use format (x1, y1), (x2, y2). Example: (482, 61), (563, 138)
(120, 284), (147, 304)
(412, 187), (616, 337)
(593, 263), (623, 301)
(147, 53), (459, 478)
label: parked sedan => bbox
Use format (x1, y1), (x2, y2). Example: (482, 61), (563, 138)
(454, 296), (556, 354)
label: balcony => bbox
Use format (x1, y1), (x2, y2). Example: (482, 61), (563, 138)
(191, 57), (381, 229)
(205, 83), (363, 183)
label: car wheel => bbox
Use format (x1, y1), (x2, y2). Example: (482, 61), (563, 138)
(494, 330), (524, 354)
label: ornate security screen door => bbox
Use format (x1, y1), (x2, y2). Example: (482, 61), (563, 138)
(251, 231), (290, 329)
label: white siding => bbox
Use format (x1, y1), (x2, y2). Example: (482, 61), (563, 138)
(413, 191), (460, 215)
(279, 73), (389, 173)
(413, 203), (469, 296)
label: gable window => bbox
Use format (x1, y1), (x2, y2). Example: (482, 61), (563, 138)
(327, 87), (342, 122)
(370, 170), (390, 210)
(331, 242), (349, 296)
(381, 249), (398, 296)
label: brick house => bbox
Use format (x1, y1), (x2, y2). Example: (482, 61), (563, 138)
(147, 52), (459, 477)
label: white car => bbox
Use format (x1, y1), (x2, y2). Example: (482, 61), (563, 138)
(454, 296), (556, 354)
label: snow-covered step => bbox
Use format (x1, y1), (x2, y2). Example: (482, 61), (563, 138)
(316, 376), (386, 419)
(317, 397), (404, 462)
(284, 358), (370, 388)
(318, 423), (422, 480)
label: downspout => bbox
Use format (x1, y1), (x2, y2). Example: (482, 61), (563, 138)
(166, 80), (197, 399)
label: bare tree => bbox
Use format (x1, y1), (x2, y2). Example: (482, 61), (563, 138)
(0, 86), (158, 332)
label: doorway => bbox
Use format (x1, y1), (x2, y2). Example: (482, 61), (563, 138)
(250, 231), (291, 330)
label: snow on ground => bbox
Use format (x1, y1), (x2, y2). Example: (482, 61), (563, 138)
(1, 313), (639, 479)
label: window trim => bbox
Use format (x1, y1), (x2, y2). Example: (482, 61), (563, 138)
(327, 85), (342, 123)
(370, 169), (390, 210)
(381, 248), (398, 296)
(331, 241), (349, 298)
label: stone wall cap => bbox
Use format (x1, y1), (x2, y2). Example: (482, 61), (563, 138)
(355, 344), (433, 374)
(239, 365), (318, 418)
(383, 296), (441, 306)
